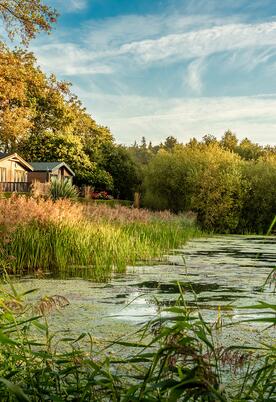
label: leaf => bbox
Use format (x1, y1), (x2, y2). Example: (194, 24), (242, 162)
(0, 378), (30, 401)
(0, 331), (18, 345)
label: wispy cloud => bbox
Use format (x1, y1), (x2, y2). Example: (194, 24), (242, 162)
(185, 59), (206, 94)
(31, 6), (276, 145)
(34, 17), (276, 78)
(75, 91), (276, 145)
(55, 0), (88, 12)
(119, 22), (276, 65)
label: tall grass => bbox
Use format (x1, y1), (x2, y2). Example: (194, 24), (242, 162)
(0, 196), (200, 281)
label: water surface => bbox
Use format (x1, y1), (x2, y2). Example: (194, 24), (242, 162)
(14, 235), (275, 342)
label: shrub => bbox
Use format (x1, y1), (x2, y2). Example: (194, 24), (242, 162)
(49, 179), (79, 201)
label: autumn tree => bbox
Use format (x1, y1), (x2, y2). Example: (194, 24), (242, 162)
(0, 0), (57, 44)
(0, 46), (73, 151)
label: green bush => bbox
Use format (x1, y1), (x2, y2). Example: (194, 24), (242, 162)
(49, 179), (79, 201)
(143, 144), (276, 234)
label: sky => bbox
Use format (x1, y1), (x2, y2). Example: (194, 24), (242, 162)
(29, 0), (276, 145)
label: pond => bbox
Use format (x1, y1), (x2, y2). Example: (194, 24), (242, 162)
(12, 235), (276, 343)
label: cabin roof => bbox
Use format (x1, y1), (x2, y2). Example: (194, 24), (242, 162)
(31, 161), (75, 176)
(0, 152), (33, 171)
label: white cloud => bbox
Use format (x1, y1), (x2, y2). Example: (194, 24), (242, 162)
(70, 0), (87, 10)
(185, 58), (205, 94)
(55, 0), (87, 12)
(118, 21), (276, 65)
(74, 91), (276, 145)
(30, 11), (276, 146)
(33, 18), (276, 78)
(32, 43), (113, 76)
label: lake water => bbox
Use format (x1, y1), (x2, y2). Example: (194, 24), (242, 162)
(13, 235), (276, 342)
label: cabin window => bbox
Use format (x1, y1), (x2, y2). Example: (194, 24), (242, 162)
(15, 170), (26, 182)
(0, 167), (7, 182)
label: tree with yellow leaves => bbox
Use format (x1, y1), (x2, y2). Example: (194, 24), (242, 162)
(0, 0), (57, 44)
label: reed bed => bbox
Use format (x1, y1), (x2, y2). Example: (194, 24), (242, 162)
(0, 196), (200, 281)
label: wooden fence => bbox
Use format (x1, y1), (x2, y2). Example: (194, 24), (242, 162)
(0, 182), (32, 193)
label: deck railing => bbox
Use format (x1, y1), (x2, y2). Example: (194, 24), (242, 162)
(0, 182), (32, 193)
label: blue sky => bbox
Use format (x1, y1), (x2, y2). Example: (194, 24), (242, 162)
(29, 0), (276, 145)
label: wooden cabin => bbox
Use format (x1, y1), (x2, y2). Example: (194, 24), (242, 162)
(0, 152), (33, 192)
(28, 162), (75, 183)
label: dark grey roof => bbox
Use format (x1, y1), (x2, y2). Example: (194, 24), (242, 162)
(0, 152), (8, 159)
(31, 161), (75, 176)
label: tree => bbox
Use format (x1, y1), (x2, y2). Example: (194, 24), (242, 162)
(220, 130), (238, 152)
(192, 145), (246, 232)
(235, 137), (263, 160)
(143, 144), (247, 232)
(163, 136), (178, 151)
(0, 46), (74, 152)
(0, 0), (58, 45)
(143, 148), (197, 212)
(99, 144), (141, 199)
(202, 134), (218, 145)
(19, 131), (113, 189)
(19, 131), (93, 173)
(240, 156), (276, 233)
(141, 136), (147, 149)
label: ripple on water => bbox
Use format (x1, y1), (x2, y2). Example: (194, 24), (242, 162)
(8, 235), (276, 342)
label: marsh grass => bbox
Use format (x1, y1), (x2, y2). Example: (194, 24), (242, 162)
(0, 196), (200, 281)
(0, 280), (274, 401)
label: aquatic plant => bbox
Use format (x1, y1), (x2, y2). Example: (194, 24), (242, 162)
(0, 196), (200, 280)
(0, 281), (274, 401)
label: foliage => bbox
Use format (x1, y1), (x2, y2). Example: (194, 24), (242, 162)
(0, 46), (77, 152)
(91, 191), (112, 200)
(99, 144), (141, 199)
(239, 157), (276, 233)
(190, 145), (247, 232)
(0, 196), (200, 280)
(49, 178), (78, 201)
(19, 131), (93, 172)
(0, 46), (119, 192)
(143, 144), (247, 232)
(143, 148), (195, 212)
(141, 134), (276, 233)
(0, 0), (58, 44)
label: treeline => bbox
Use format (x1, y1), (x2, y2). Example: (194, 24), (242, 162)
(1, 46), (276, 233)
(131, 133), (276, 234)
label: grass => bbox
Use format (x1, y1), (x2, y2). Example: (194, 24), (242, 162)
(0, 279), (274, 401)
(0, 195), (201, 281)
(79, 198), (132, 207)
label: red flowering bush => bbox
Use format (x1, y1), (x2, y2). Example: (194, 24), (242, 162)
(91, 191), (113, 200)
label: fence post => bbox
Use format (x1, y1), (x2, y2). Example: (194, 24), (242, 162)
(133, 192), (140, 208)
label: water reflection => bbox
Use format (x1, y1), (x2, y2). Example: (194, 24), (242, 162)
(12, 235), (276, 339)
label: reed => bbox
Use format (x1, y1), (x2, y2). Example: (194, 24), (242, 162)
(0, 196), (200, 281)
(0, 281), (274, 401)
